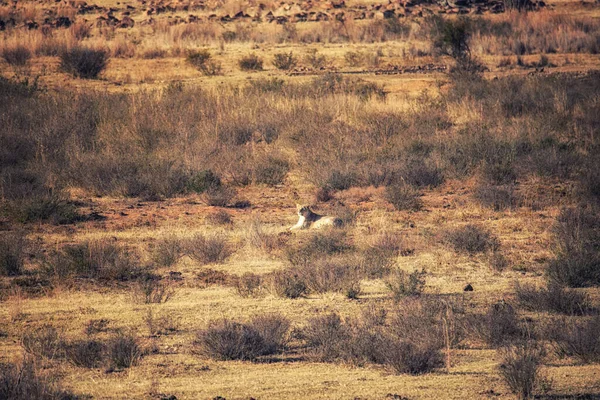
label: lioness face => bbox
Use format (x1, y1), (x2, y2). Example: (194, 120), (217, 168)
(298, 206), (311, 217)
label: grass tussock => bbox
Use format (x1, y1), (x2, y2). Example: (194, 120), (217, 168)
(499, 341), (545, 400)
(545, 315), (600, 364)
(0, 358), (77, 400)
(186, 234), (233, 265)
(514, 281), (591, 315)
(444, 224), (500, 255)
(0, 231), (27, 276)
(59, 46), (109, 79)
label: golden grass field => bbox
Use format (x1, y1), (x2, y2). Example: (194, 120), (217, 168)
(1, 0), (600, 398)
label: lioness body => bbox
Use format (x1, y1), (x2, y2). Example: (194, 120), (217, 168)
(290, 205), (342, 230)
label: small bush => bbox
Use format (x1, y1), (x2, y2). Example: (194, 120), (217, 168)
(235, 273), (262, 297)
(344, 51), (365, 67)
(206, 210), (233, 226)
(134, 275), (174, 304)
(294, 257), (361, 296)
(144, 309), (179, 337)
(10, 195), (81, 225)
(0, 358), (77, 400)
(269, 269), (308, 299)
(286, 231), (352, 266)
(546, 315), (600, 363)
(106, 333), (142, 369)
(21, 325), (64, 360)
(59, 46), (109, 79)
(474, 184), (520, 211)
(272, 52), (297, 70)
(152, 236), (184, 267)
(195, 268), (234, 287)
(0, 231), (27, 276)
(324, 170), (358, 191)
(186, 234), (232, 265)
(385, 340), (444, 375)
(202, 186), (236, 207)
(64, 339), (105, 368)
(196, 316), (289, 361)
(245, 219), (280, 253)
(45, 240), (140, 282)
(238, 54), (263, 71)
(303, 313), (349, 362)
(444, 224), (500, 254)
(187, 170), (221, 194)
(362, 232), (403, 278)
(546, 208), (600, 287)
(384, 184), (422, 211)
(499, 341), (544, 400)
(402, 161), (444, 189)
(187, 50), (222, 75)
(468, 302), (525, 347)
(253, 156), (289, 186)
(515, 282), (590, 315)
(305, 49), (327, 69)
(384, 269), (426, 300)
(2, 44), (32, 67)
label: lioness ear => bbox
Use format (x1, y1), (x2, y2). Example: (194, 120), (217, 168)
(296, 203), (302, 211)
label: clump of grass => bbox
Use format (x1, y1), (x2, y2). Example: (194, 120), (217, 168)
(238, 54), (263, 71)
(268, 269), (308, 299)
(152, 236), (184, 267)
(253, 156), (289, 186)
(64, 339), (105, 368)
(234, 272), (262, 297)
(106, 332), (143, 369)
(499, 341), (545, 400)
(1, 43), (32, 67)
(272, 52), (297, 70)
(206, 210), (233, 226)
(468, 302), (526, 347)
(195, 315), (290, 361)
(514, 281), (591, 315)
(21, 325), (64, 360)
(186, 234), (232, 265)
(545, 315), (600, 363)
(474, 184), (520, 211)
(202, 186), (237, 207)
(0, 358), (77, 400)
(384, 269), (426, 300)
(286, 230), (352, 267)
(0, 231), (27, 276)
(187, 170), (221, 194)
(186, 49), (222, 76)
(134, 275), (175, 304)
(59, 46), (109, 79)
(444, 224), (500, 255)
(362, 232), (403, 278)
(384, 184), (422, 211)
(384, 340), (444, 375)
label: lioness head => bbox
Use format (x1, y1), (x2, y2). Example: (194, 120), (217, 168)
(296, 204), (312, 217)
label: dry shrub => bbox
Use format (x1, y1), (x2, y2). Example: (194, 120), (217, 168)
(206, 210), (232, 226)
(238, 54), (263, 71)
(384, 269), (426, 300)
(245, 219), (280, 253)
(134, 275), (174, 304)
(303, 313), (349, 362)
(499, 341), (545, 400)
(0, 231), (27, 276)
(468, 302), (526, 347)
(272, 52), (297, 70)
(234, 273), (262, 297)
(195, 315), (290, 361)
(187, 170), (221, 194)
(21, 325), (63, 360)
(186, 49), (222, 76)
(59, 46), (109, 79)
(286, 230), (352, 267)
(384, 184), (422, 211)
(85, 319), (109, 335)
(69, 21), (91, 40)
(444, 224), (500, 255)
(106, 332), (142, 369)
(0, 358), (77, 400)
(110, 37), (136, 58)
(268, 269), (308, 299)
(202, 186), (237, 207)
(144, 308), (179, 337)
(294, 257), (362, 298)
(304, 49), (327, 69)
(514, 281), (591, 315)
(64, 339), (105, 368)
(546, 315), (600, 363)
(45, 239), (140, 282)
(362, 232), (403, 278)
(474, 184), (520, 211)
(253, 156), (289, 186)
(546, 207), (600, 287)
(1, 43), (32, 67)
(186, 234), (232, 265)
(384, 341), (444, 375)
(152, 236), (184, 267)
(195, 268), (234, 287)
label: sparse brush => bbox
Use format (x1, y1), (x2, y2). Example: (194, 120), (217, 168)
(384, 269), (426, 300)
(384, 340), (444, 375)
(444, 224), (500, 255)
(187, 49), (222, 76)
(206, 210), (233, 226)
(468, 301), (526, 347)
(234, 272), (262, 297)
(152, 236), (184, 267)
(268, 269), (308, 299)
(187, 170), (221, 194)
(515, 281), (591, 315)
(253, 156), (289, 186)
(545, 315), (600, 363)
(0, 358), (77, 400)
(304, 49), (327, 69)
(2, 44), (32, 67)
(499, 341), (545, 400)
(59, 46), (109, 79)
(21, 325), (64, 360)
(186, 234), (232, 265)
(285, 231), (352, 267)
(202, 186), (237, 207)
(272, 52), (297, 71)
(474, 184), (520, 211)
(238, 54), (263, 71)
(134, 275), (174, 304)
(384, 184), (422, 211)
(106, 332), (142, 369)
(0, 231), (27, 276)
(64, 339), (105, 368)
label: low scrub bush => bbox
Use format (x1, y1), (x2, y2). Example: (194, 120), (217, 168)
(362, 232), (403, 278)
(195, 315), (290, 361)
(286, 230), (352, 267)
(294, 257), (362, 297)
(546, 315), (600, 363)
(0, 358), (77, 400)
(245, 219), (280, 253)
(303, 313), (349, 362)
(238, 54), (263, 71)
(64, 339), (105, 368)
(45, 240), (140, 282)
(474, 184), (520, 211)
(187, 170), (221, 194)
(0, 231), (27, 276)
(7, 194), (81, 225)
(2, 44), (32, 67)
(186, 49), (223, 76)
(134, 275), (174, 304)
(253, 156), (289, 186)
(152, 236), (184, 267)
(59, 46), (109, 79)
(268, 269), (308, 299)
(186, 234), (232, 265)
(401, 161), (445, 189)
(202, 186), (237, 207)
(468, 302), (526, 347)
(384, 184), (422, 211)
(515, 282), (590, 315)
(195, 268), (234, 287)
(272, 52), (297, 70)
(106, 333), (142, 369)
(206, 210), (233, 226)
(546, 207), (600, 287)
(384, 340), (444, 375)
(21, 325), (64, 360)
(384, 269), (426, 300)
(234, 273), (262, 297)
(499, 341), (545, 400)
(444, 224), (500, 254)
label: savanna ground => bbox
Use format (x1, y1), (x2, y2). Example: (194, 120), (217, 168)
(1, 0), (600, 398)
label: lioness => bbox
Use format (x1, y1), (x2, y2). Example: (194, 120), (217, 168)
(290, 204), (343, 230)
